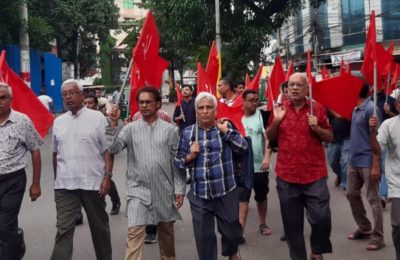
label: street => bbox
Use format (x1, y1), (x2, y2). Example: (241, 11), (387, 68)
(19, 103), (395, 260)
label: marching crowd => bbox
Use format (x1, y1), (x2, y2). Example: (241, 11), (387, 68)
(0, 72), (399, 260)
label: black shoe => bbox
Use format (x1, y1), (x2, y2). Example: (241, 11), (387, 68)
(239, 236), (246, 244)
(75, 216), (83, 225)
(110, 203), (121, 215)
(144, 232), (157, 244)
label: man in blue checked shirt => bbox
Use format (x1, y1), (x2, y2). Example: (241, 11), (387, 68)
(175, 92), (248, 260)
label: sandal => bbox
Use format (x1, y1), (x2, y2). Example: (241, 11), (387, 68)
(347, 229), (372, 240)
(310, 254), (324, 260)
(366, 238), (385, 250)
(259, 224), (272, 236)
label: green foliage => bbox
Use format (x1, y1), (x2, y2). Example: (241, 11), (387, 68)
(142, 0), (325, 78)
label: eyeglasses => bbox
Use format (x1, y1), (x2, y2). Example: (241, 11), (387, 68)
(288, 82), (306, 88)
(138, 100), (156, 106)
(62, 91), (81, 98)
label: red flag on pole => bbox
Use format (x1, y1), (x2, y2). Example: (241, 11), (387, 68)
(306, 49), (316, 85)
(339, 58), (346, 75)
(346, 62), (351, 74)
(245, 73), (251, 87)
(129, 63), (140, 116)
(387, 42), (395, 55)
(285, 60), (294, 81)
(0, 51), (54, 138)
(197, 62), (214, 95)
(321, 65), (330, 79)
(132, 11), (168, 88)
(267, 55), (286, 101)
(216, 101), (245, 136)
(313, 73), (364, 120)
(390, 64), (399, 94)
(206, 41), (219, 94)
(175, 82), (182, 106)
(246, 65), (263, 91)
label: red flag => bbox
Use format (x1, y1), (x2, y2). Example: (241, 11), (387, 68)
(306, 49), (316, 85)
(0, 51), (54, 138)
(265, 84), (275, 111)
(216, 101), (245, 136)
(267, 56), (285, 103)
(390, 64), (399, 93)
(321, 65), (330, 79)
(285, 60), (294, 81)
(133, 11), (168, 88)
(206, 41), (219, 94)
(313, 73), (364, 120)
(129, 63), (140, 116)
(339, 58), (346, 75)
(346, 62), (351, 74)
(387, 42), (395, 55)
(197, 62), (214, 95)
(175, 82), (182, 106)
(245, 73), (251, 87)
(246, 65), (263, 91)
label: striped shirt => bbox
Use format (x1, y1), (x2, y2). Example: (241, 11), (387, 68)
(175, 123), (248, 199)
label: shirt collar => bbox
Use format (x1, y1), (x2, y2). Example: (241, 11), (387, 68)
(355, 97), (371, 110)
(0, 109), (16, 126)
(287, 98), (310, 110)
(67, 106), (86, 118)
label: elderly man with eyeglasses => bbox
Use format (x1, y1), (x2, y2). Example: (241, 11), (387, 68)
(50, 79), (113, 260)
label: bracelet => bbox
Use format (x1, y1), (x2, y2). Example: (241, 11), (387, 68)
(104, 172), (113, 178)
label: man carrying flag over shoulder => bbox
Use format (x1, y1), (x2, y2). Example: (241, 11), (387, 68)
(173, 84), (196, 134)
(267, 72), (333, 260)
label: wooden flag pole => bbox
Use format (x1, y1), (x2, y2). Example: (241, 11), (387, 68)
(116, 58), (133, 106)
(195, 120), (198, 143)
(385, 72), (391, 104)
(309, 83), (313, 116)
(373, 61), (377, 116)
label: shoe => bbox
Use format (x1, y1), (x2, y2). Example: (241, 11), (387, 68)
(310, 253), (324, 260)
(144, 232), (157, 244)
(280, 234), (286, 241)
(110, 203), (120, 215)
(239, 236), (246, 244)
(381, 198), (387, 209)
(75, 216), (83, 225)
(229, 252), (241, 260)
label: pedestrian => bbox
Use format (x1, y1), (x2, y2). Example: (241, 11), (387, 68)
(175, 92), (248, 260)
(107, 86), (186, 260)
(369, 94), (400, 259)
(240, 89), (272, 242)
(84, 94), (121, 215)
(173, 84), (196, 134)
(234, 81), (245, 96)
(218, 77), (238, 106)
(346, 80), (385, 250)
(38, 89), (54, 112)
(266, 73), (333, 260)
(95, 88), (112, 116)
(0, 83), (43, 260)
(51, 79), (113, 260)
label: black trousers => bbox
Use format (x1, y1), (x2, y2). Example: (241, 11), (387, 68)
(391, 198), (400, 260)
(188, 188), (242, 260)
(277, 177), (332, 260)
(109, 180), (120, 205)
(0, 169), (26, 260)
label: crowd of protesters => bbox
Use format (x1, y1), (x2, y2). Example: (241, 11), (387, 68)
(0, 72), (399, 260)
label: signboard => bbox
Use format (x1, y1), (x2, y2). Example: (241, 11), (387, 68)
(330, 50), (361, 66)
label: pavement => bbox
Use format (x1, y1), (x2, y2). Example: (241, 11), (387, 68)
(19, 103), (395, 260)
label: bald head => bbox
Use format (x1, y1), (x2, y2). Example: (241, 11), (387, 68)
(288, 73), (308, 86)
(287, 72), (309, 104)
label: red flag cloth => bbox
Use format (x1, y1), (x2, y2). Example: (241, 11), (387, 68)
(0, 51), (54, 138)
(346, 62), (351, 74)
(175, 82), (182, 106)
(245, 73), (251, 87)
(339, 58), (346, 75)
(306, 50), (316, 85)
(321, 65), (330, 79)
(246, 65), (263, 91)
(313, 73), (364, 120)
(206, 41), (219, 94)
(197, 62), (214, 95)
(267, 56), (285, 104)
(387, 42), (395, 55)
(265, 84), (275, 111)
(390, 64), (399, 93)
(129, 62), (140, 116)
(285, 60), (294, 81)
(216, 100), (246, 136)
(132, 11), (168, 88)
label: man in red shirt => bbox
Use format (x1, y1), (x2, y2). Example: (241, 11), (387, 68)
(267, 73), (333, 260)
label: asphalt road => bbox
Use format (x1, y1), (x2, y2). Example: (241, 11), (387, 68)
(19, 103), (396, 260)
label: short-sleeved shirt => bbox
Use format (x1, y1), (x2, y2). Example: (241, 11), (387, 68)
(0, 110), (43, 175)
(269, 99), (331, 184)
(38, 95), (53, 111)
(52, 106), (109, 190)
(349, 98), (381, 168)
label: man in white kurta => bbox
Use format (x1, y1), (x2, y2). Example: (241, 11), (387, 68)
(370, 95), (400, 260)
(108, 86), (186, 260)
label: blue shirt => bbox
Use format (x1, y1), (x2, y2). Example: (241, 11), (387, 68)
(349, 98), (381, 168)
(174, 123), (248, 199)
(173, 99), (196, 133)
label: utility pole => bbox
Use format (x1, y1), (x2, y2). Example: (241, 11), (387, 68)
(286, 38), (290, 69)
(215, 0), (221, 56)
(19, 0), (30, 86)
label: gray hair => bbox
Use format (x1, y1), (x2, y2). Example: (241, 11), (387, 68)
(0, 83), (13, 98)
(288, 72), (309, 86)
(61, 79), (83, 91)
(195, 92), (217, 110)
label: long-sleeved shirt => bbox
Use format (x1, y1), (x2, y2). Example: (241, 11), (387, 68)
(172, 98), (196, 132)
(174, 123), (248, 199)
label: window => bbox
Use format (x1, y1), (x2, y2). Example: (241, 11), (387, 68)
(341, 0), (366, 45)
(381, 0), (400, 41)
(123, 0), (135, 9)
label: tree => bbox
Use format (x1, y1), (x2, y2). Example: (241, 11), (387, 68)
(141, 0), (325, 78)
(0, 0), (120, 79)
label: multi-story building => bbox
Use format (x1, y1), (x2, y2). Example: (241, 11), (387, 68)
(276, 0), (400, 70)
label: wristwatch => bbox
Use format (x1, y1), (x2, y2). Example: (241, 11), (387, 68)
(104, 172), (113, 178)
